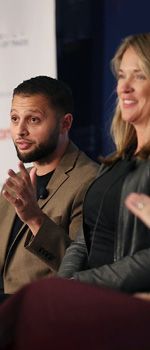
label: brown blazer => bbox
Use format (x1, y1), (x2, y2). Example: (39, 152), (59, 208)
(0, 141), (99, 293)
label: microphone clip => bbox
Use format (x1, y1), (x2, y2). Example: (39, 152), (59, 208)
(39, 187), (49, 199)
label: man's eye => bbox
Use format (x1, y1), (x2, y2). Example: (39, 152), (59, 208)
(31, 117), (40, 123)
(11, 116), (18, 122)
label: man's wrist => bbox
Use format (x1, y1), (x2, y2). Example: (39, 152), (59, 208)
(27, 213), (46, 236)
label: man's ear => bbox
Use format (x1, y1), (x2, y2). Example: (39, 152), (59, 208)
(60, 113), (73, 133)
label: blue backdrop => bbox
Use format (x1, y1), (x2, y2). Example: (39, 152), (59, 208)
(56, 0), (150, 160)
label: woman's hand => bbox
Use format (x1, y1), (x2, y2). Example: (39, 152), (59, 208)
(125, 192), (150, 228)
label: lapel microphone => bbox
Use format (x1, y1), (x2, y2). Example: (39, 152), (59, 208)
(39, 187), (49, 199)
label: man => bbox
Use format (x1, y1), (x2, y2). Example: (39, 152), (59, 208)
(0, 76), (99, 294)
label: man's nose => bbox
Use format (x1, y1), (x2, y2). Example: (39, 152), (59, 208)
(17, 122), (29, 136)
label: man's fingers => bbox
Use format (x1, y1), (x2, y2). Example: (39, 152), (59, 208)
(29, 167), (37, 191)
(2, 188), (22, 207)
(7, 162), (29, 186)
(18, 161), (27, 172)
(18, 161), (31, 181)
(19, 162), (37, 190)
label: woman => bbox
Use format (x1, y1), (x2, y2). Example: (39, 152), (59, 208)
(58, 33), (150, 293)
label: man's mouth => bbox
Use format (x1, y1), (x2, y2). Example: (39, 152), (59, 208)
(15, 139), (33, 151)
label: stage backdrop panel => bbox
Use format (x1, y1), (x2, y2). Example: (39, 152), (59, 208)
(0, 0), (57, 188)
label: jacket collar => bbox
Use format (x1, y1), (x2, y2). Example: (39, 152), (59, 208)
(38, 140), (80, 207)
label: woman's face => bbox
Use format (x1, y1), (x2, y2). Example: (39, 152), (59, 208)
(117, 47), (150, 127)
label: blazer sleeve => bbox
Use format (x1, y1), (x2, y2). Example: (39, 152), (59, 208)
(24, 215), (71, 270)
(24, 181), (93, 270)
(72, 246), (150, 293)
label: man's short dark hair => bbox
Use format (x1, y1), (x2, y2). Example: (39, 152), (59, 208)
(13, 75), (74, 116)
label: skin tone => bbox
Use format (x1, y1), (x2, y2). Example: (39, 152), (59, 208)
(125, 192), (150, 228)
(117, 47), (150, 153)
(2, 93), (73, 235)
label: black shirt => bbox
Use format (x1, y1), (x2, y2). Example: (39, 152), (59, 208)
(83, 157), (135, 268)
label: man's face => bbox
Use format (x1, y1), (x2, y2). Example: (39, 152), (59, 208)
(10, 94), (61, 163)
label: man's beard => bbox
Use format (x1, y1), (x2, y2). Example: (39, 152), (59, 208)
(14, 124), (60, 163)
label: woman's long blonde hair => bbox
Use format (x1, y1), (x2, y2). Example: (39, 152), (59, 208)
(105, 33), (150, 163)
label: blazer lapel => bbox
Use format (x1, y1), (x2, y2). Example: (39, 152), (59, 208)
(38, 141), (80, 209)
(38, 170), (69, 208)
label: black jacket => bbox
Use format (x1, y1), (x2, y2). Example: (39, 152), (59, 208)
(58, 158), (150, 293)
